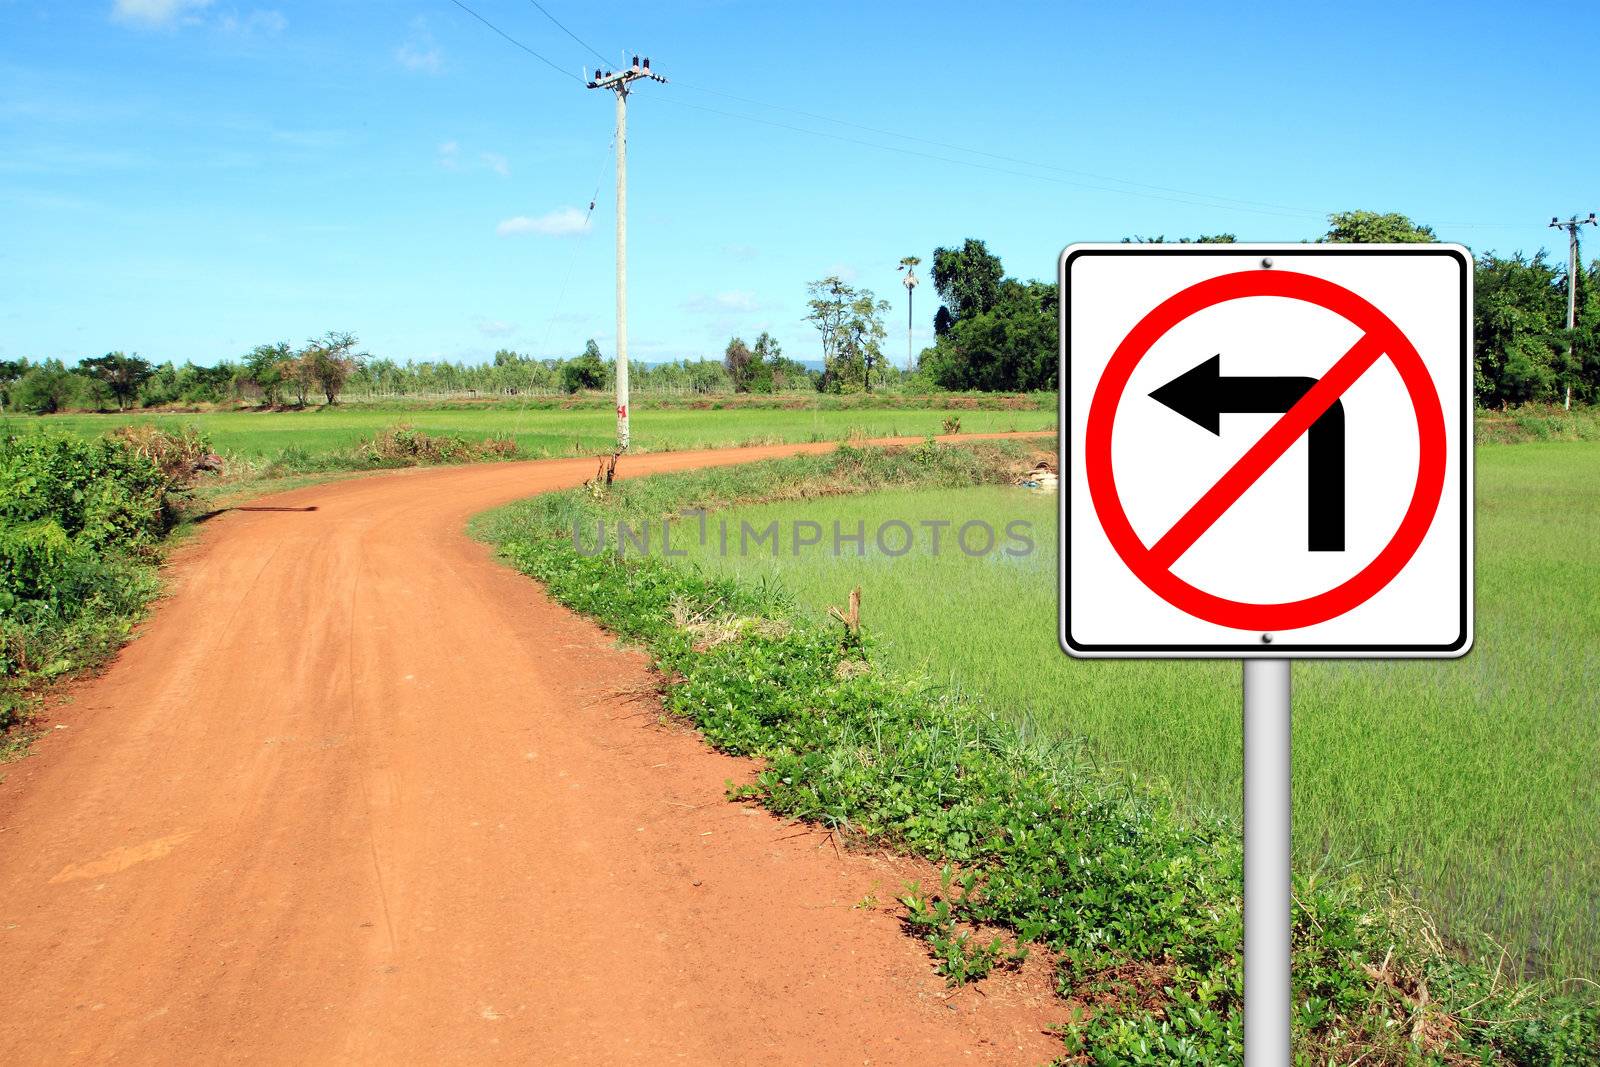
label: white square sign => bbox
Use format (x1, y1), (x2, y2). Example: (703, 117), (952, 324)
(1059, 244), (1473, 658)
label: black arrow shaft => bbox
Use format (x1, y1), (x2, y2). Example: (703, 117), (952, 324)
(1221, 377), (1344, 552)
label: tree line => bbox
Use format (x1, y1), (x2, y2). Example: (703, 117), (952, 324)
(4, 209), (1594, 412)
(910, 211), (1600, 406)
(0, 335), (819, 415)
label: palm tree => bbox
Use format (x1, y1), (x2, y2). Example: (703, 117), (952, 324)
(897, 256), (921, 371)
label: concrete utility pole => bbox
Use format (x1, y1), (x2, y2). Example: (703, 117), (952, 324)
(587, 57), (666, 450)
(899, 256), (920, 372)
(1549, 212), (1596, 410)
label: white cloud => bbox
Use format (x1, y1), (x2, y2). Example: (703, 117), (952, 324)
(496, 207), (590, 238)
(476, 318), (515, 338)
(437, 142), (508, 176)
(683, 291), (762, 314)
(219, 9), (286, 35)
(111, 0), (213, 27)
(396, 19), (442, 74)
(396, 42), (441, 73)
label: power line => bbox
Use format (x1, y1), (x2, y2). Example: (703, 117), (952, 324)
(441, 0), (1315, 218)
(538, 135), (615, 358)
(444, 1), (1529, 232)
(524, 0), (610, 67)
(446, 0), (580, 81)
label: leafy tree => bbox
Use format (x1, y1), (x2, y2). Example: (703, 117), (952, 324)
(806, 277), (888, 392)
(1473, 251), (1566, 405)
(724, 333), (777, 393)
(805, 276), (850, 374)
(0, 359), (26, 413)
(749, 331), (780, 393)
(281, 350), (316, 407)
(244, 342), (291, 406)
(302, 330), (364, 405)
(723, 336), (756, 392)
(931, 238), (1004, 326)
(11, 360), (106, 413)
(921, 279), (1056, 392)
(1322, 211), (1436, 244)
(560, 339), (607, 393)
(78, 351), (153, 411)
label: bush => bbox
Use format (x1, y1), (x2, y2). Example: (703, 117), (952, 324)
(10, 364), (108, 414)
(0, 433), (183, 725)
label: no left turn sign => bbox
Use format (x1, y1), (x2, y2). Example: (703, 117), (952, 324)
(1059, 244), (1473, 657)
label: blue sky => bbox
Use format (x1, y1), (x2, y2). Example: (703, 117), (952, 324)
(2, 0), (1594, 369)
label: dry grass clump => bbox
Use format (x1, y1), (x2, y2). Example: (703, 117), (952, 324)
(358, 424), (520, 465)
(105, 425), (222, 485)
(668, 596), (788, 651)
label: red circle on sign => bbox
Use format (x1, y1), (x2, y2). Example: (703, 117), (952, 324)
(1085, 269), (1448, 632)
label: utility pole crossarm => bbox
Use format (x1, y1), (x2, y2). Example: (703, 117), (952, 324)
(585, 57), (667, 90)
(586, 57), (666, 451)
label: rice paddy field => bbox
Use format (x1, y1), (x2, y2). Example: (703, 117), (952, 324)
(5, 403), (1052, 462)
(669, 440), (1600, 985)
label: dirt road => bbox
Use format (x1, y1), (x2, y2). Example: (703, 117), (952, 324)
(0, 438), (1061, 1065)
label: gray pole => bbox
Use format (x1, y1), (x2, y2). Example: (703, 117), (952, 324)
(587, 59), (665, 451)
(614, 84), (629, 449)
(1243, 658), (1291, 1067)
(1568, 223), (1578, 413)
(907, 284), (914, 371)
(1549, 213), (1596, 411)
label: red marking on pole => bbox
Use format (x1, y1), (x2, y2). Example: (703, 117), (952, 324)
(1084, 270), (1447, 632)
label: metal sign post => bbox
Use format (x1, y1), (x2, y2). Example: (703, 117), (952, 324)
(1242, 659), (1290, 1066)
(1060, 244), (1473, 1063)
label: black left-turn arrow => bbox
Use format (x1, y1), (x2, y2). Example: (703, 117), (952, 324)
(1149, 354), (1345, 552)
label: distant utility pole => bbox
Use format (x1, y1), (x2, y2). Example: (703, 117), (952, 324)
(1549, 212), (1597, 411)
(898, 256), (920, 372)
(587, 56), (666, 451)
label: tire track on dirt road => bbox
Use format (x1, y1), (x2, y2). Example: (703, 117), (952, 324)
(0, 434), (1063, 1065)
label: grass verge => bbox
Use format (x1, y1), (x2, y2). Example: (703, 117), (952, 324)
(473, 440), (1598, 1066)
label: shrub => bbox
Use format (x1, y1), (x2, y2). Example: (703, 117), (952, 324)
(0, 433), (181, 724)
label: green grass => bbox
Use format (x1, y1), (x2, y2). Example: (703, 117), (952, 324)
(3, 403), (1053, 464)
(474, 440), (1598, 1064)
(666, 442), (1600, 986)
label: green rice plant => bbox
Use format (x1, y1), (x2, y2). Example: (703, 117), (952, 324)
(475, 441), (1599, 1064)
(665, 444), (1600, 989)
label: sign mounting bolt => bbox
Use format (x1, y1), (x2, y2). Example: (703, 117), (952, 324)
(1261, 257), (1274, 269)
(1260, 633), (1274, 644)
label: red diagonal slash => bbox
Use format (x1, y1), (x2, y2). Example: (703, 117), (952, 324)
(1148, 330), (1387, 569)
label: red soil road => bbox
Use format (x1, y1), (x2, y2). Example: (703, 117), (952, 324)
(0, 436), (1065, 1065)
